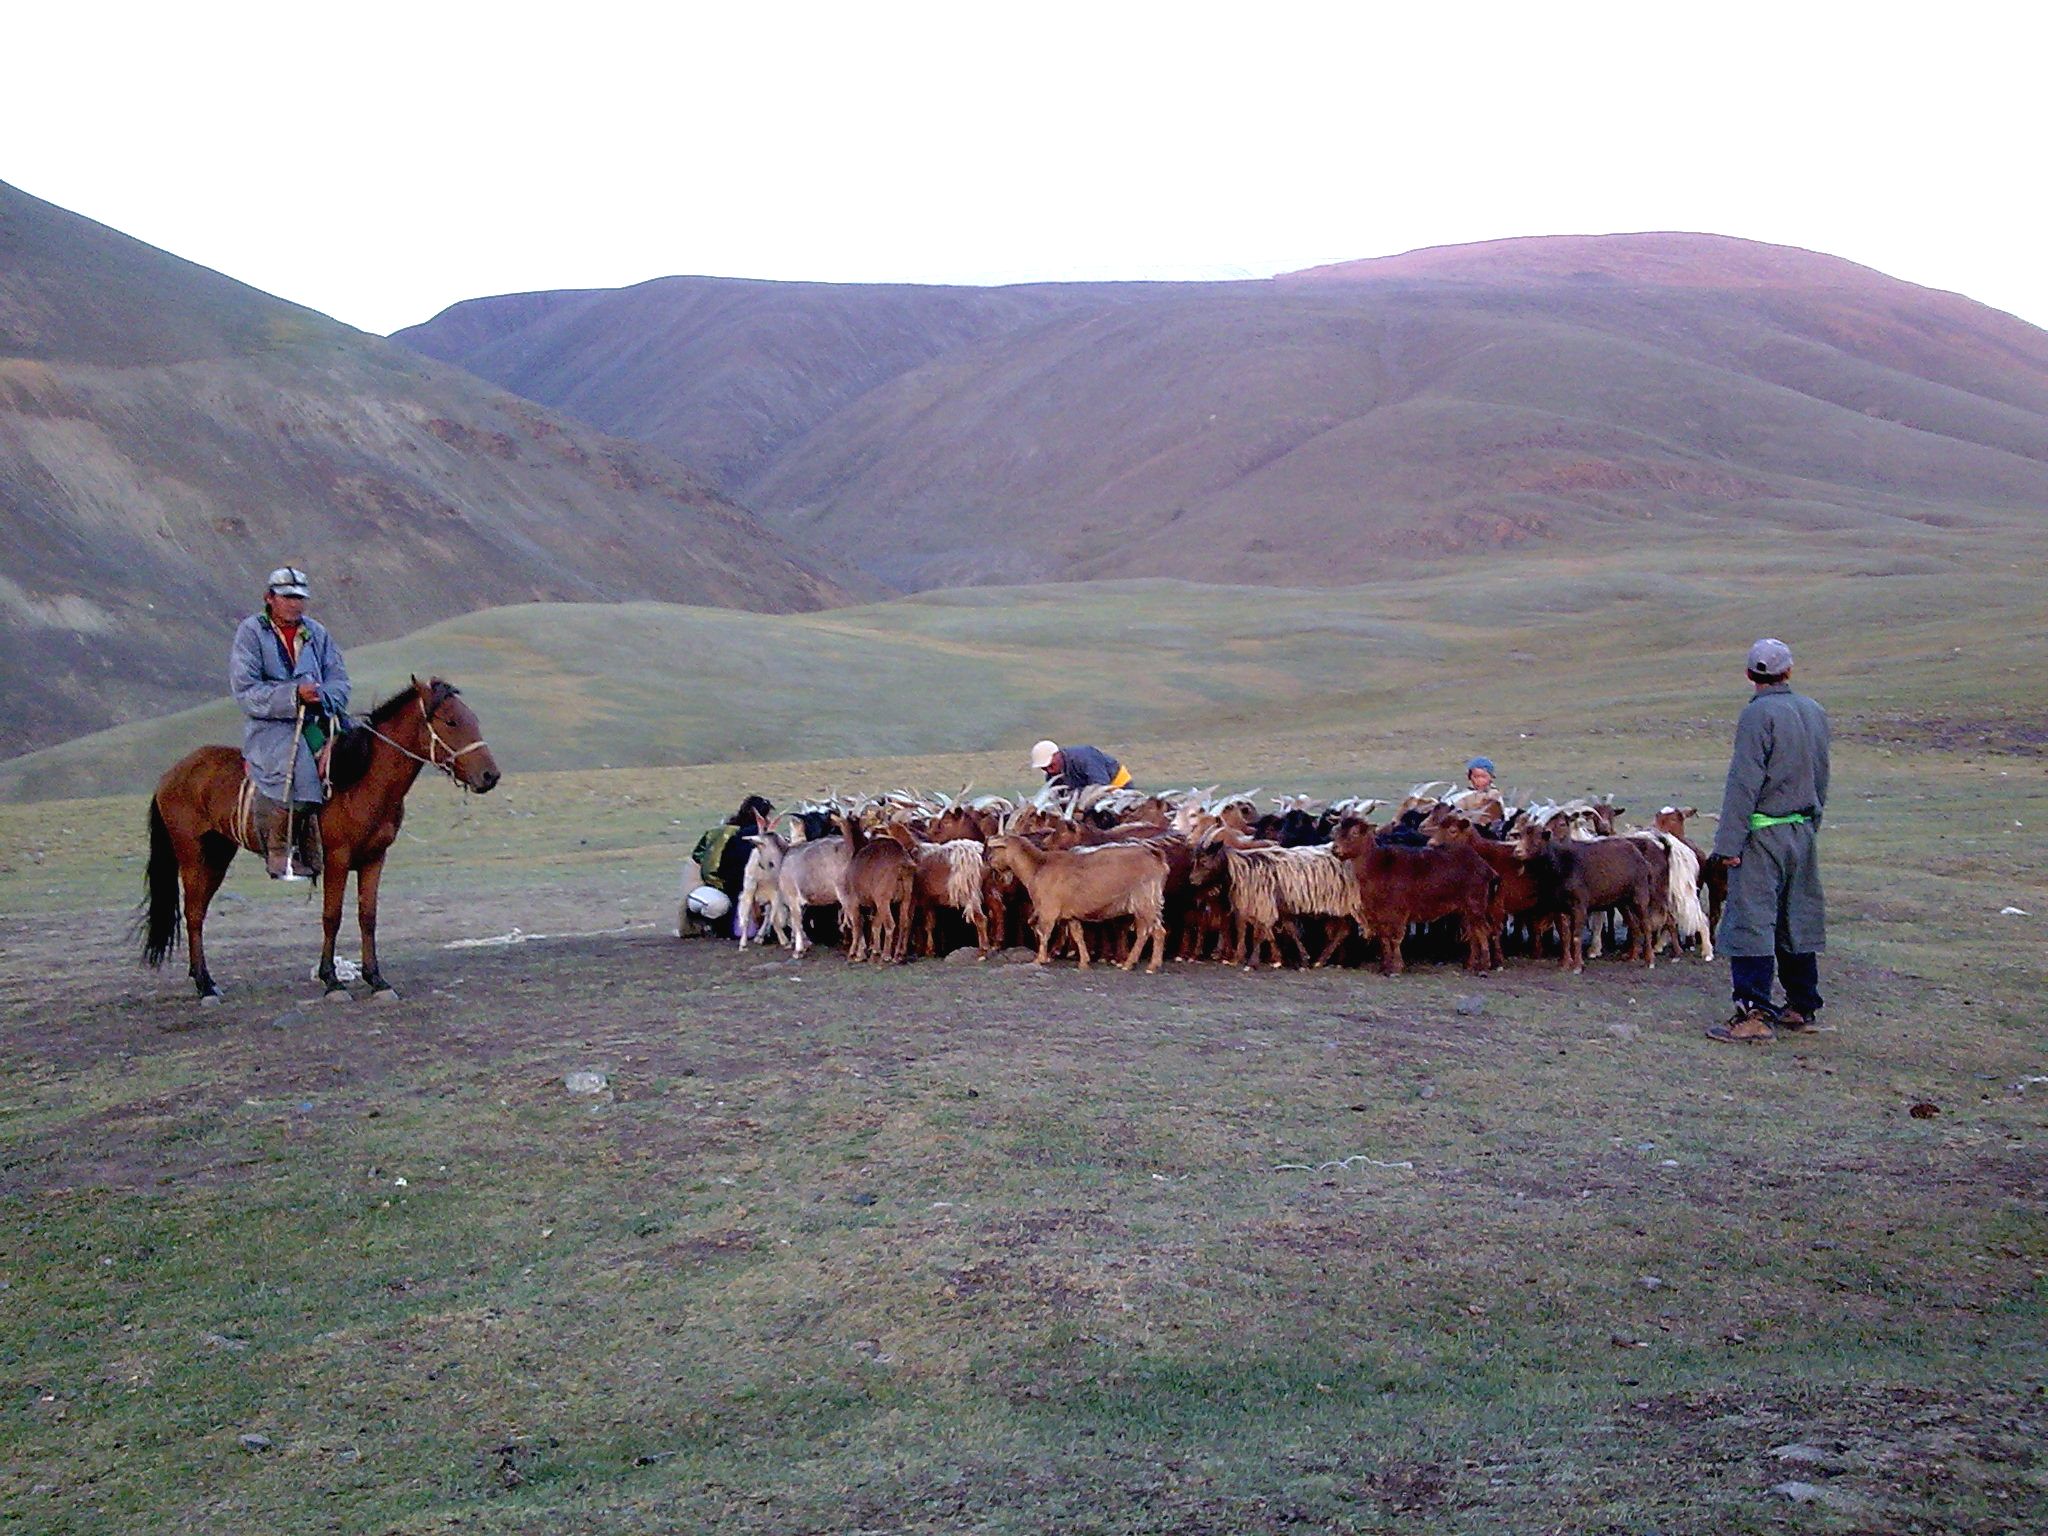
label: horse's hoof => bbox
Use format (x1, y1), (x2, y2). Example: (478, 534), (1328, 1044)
(369, 987), (401, 1004)
(323, 986), (354, 1004)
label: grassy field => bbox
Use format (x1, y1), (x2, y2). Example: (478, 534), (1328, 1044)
(2, 568), (2045, 1533)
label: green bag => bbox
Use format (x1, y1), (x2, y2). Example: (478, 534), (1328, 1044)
(692, 824), (741, 891)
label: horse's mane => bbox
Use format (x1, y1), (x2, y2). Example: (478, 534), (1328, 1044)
(328, 680), (460, 792)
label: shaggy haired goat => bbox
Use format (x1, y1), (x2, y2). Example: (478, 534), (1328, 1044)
(1189, 839), (1361, 968)
(883, 825), (995, 957)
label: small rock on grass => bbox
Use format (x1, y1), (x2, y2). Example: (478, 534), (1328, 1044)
(1771, 1443), (1851, 1475)
(1771, 1443), (1828, 1464)
(1454, 996), (1485, 1017)
(238, 1433), (273, 1453)
(1771, 1480), (1822, 1502)
(563, 1071), (608, 1095)
(942, 946), (985, 965)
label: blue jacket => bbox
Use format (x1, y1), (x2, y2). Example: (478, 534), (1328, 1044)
(1053, 744), (1123, 790)
(230, 613), (351, 802)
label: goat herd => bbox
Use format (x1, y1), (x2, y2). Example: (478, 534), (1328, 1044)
(699, 781), (1723, 977)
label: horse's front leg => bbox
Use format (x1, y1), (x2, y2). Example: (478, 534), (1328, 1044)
(355, 856), (398, 999)
(317, 855), (352, 1000)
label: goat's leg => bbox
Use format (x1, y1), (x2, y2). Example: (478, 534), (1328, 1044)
(1376, 914), (1405, 976)
(1140, 916), (1167, 973)
(894, 894), (914, 963)
(1068, 918), (1092, 968)
(1463, 915), (1491, 973)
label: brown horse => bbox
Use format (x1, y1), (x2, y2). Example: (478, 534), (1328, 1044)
(140, 677), (499, 1003)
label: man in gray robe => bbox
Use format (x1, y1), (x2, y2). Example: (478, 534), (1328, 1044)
(229, 566), (351, 879)
(1706, 637), (1829, 1042)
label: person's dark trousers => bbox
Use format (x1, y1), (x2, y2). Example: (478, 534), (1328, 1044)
(1730, 953), (1822, 1016)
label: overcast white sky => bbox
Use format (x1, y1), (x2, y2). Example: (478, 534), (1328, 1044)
(9, 2), (2045, 335)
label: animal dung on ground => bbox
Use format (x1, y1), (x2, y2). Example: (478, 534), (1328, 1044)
(1907, 1100), (1939, 1119)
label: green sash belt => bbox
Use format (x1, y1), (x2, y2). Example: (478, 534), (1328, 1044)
(1748, 811), (1811, 830)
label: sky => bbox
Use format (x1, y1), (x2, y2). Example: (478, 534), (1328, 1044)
(10, 2), (2047, 336)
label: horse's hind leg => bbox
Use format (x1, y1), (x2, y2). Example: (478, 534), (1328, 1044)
(185, 833), (236, 1002)
(354, 855), (398, 998)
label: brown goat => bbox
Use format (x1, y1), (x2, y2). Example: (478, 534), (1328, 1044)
(883, 824), (994, 957)
(1425, 814), (1545, 969)
(835, 815), (915, 963)
(986, 837), (1169, 972)
(1514, 823), (1655, 972)
(1330, 818), (1498, 975)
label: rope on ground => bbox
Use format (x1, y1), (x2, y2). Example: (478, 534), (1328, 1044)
(1272, 1154), (1413, 1173)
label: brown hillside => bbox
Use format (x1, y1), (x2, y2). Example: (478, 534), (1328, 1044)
(0, 182), (862, 755)
(395, 236), (2048, 590)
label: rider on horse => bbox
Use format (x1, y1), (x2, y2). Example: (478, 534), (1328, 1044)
(229, 565), (351, 879)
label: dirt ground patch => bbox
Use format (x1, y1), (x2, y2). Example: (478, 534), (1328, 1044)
(3, 824), (2045, 1534)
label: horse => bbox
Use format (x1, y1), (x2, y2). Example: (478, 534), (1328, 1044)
(139, 676), (499, 1003)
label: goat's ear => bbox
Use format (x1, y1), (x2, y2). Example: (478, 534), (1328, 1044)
(1682, 806), (1698, 818)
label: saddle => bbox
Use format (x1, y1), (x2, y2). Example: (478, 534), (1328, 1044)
(233, 774), (325, 876)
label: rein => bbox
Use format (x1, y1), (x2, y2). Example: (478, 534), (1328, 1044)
(362, 695), (490, 782)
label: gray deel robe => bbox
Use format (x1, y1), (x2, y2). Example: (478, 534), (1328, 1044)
(1711, 683), (1830, 957)
(230, 614), (351, 804)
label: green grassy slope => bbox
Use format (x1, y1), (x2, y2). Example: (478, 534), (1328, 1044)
(7, 538), (2043, 804)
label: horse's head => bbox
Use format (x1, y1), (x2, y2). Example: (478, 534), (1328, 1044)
(413, 676), (500, 793)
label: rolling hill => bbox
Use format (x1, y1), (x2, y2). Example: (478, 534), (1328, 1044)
(0, 181), (864, 757)
(9, 537), (2043, 804)
(395, 234), (2048, 590)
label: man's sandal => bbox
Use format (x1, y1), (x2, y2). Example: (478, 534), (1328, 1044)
(1705, 1008), (1777, 1044)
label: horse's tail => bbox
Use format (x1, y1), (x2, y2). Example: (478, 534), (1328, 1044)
(139, 795), (182, 968)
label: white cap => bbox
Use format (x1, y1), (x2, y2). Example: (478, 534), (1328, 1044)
(1029, 739), (1059, 770)
(266, 566), (310, 597)
(1745, 637), (1793, 676)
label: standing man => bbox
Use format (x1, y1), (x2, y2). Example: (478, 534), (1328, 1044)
(1030, 739), (1131, 792)
(1705, 638), (1829, 1042)
(230, 565), (351, 879)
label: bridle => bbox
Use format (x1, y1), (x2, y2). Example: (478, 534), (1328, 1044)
(365, 692), (490, 781)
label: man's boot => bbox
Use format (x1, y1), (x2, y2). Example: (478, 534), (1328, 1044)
(295, 808), (324, 881)
(257, 796), (300, 880)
